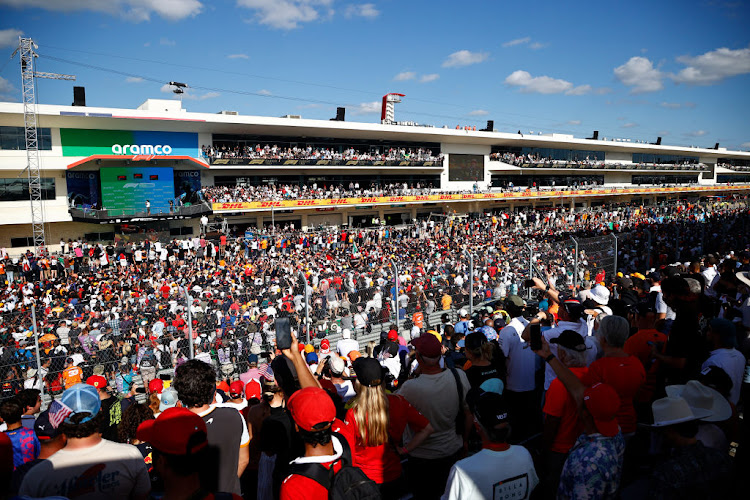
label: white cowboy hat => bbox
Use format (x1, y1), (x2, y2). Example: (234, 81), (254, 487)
(665, 380), (732, 423)
(737, 271), (750, 288)
(645, 396), (713, 427)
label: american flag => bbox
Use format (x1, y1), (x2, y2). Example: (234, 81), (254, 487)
(258, 363), (274, 382)
(48, 400), (73, 428)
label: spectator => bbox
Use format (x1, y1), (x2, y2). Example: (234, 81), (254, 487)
(15, 388), (41, 430)
(442, 387), (538, 500)
(19, 383), (150, 499)
(87, 374), (124, 442)
(701, 318), (744, 405)
(336, 329), (359, 358)
(173, 359), (250, 496)
(137, 407), (242, 500)
(398, 332), (471, 500)
(0, 398), (39, 468)
(346, 356), (434, 496)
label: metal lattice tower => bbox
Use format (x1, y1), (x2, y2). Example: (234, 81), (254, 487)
(14, 37), (75, 255)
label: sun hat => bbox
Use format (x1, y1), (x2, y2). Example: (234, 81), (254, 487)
(287, 387), (336, 432)
(645, 396), (713, 427)
(61, 383), (102, 424)
(590, 285), (611, 305)
(137, 407), (207, 456)
(665, 380), (731, 423)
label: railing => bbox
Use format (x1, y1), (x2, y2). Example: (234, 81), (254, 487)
(69, 202), (212, 220)
(489, 158), (707, 171)
(207, 157), (444, 167)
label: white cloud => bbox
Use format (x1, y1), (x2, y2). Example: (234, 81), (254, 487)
(468, 109), (489, 116)
(420, 73), (440, 83)
(567, 120), (581, 125)
(672, 46), (750, 85)
(354, 101), (380, 115)
(529, 42), (546, 50)
(685, 130), (708, 137)
(344, 3), (379, 18)
(393, 71), (416, 81)
(125, 76), (144, 83)
(160, 37), (176, 46)
(227, 53), (249, 59)
(614, 56), (664, 93)
(257, 89), (272, 95)
(621, 122), (638, 128)
(442, 50), (489, 68)
(239, 0), (333, 30)
(660, 101), (696, 109)
(504, 70), (592, 95)
(0, 76), (15, 98)
(0, 0), (203, 22)
(0, 28), (22, 48)
(741, 141), (750, 149)
(502, 37), (530, 48)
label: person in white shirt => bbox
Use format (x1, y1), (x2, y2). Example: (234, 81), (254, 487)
(702, 318), (745, 405)
(442, 388), (538, 500)
(336, 328), (359, 358)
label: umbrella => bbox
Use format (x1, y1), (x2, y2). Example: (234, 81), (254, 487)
(39, 333), (57, 343)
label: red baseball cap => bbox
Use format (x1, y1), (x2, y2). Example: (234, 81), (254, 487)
(137, 407), (208, 455)
(148, 379), (164, 394)
(287, 387), (336, 432)
(245, 379), (262, 401)
(583, 383), (621, 437)
(86, 375), (107, 390)
(216, 380), (230, 394)
(412, 333), (442, 358)
(387, 329), (398, 341)
(229, 381), (244, 398)
(320, 339), (330, 350)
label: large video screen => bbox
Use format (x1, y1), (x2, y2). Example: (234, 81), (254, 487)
(101, 167), (175, 215)
(449, 154), (484, 182)
(66, 171), (100, 207)
(174, 170), (202, 205)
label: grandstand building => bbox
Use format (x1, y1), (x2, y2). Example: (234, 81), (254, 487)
(1, 98), (749, 253)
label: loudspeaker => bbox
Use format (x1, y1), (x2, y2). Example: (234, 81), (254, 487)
(484, 120), (494, 131)
(587, 130), (599, 140)
(72, 86), (86, 107)
(656, 137), (662, 145)
(714, 143), (719, 150)
(336, 107), (345, 121)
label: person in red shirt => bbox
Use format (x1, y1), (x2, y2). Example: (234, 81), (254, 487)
(583, 315), (645, 436)
(345, 357), (434, 497)
(541, 330), (590, 498)
(280, 387), (351, 500)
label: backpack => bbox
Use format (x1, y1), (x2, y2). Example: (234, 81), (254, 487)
(288, 432), (381, 500)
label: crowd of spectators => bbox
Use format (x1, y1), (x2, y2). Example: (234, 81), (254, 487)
(202, 144), (444, 163)
(490, 152), (706, 171)
(0, 196), (748, 499)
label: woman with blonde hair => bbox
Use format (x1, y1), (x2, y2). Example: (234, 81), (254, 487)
(346, 357), (434, 497)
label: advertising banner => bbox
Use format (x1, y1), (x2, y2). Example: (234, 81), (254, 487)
(101, 166), (175, 214)
(61, 129), (199, 157)
(66, 171), (100, 207)
(212, 184), (750, 212)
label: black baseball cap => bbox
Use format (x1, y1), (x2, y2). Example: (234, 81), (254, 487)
(549, 330), (588, 352)
(352, 357), (384, 387)
(34, 410), (62, 440)
(467, 388), (509, 429)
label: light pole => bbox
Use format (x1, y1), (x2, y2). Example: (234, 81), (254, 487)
(390, 258), (400, 334)
(299, 271), (310, 344)
(462, 250), (473, 316)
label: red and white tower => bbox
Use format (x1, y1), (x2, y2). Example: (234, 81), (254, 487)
(381, 93), (404, 124)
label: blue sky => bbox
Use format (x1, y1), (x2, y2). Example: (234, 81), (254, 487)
(0, 0), (749, 150)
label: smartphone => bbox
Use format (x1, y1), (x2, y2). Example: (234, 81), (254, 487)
(530, 323), (542, 351)
(275, 317), (292, 351)
(524, 279), (536, 288)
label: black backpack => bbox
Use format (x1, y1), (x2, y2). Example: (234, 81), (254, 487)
(288, 432), (381, 500)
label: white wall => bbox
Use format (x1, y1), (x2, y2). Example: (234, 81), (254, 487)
(440, 143), (491, 191)
(605, 151), (632, 164)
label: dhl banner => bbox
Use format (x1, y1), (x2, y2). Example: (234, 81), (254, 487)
(212, 184), (750, 212)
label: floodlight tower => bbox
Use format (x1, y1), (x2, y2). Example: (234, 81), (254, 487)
(12, 37), (75, 256)
(381, 93), (404, 124)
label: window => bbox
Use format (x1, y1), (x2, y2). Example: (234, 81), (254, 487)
(134, 173), (143, 179)
(632, 153), (698, 165)
(491, 146), (605, 162)
(117, 175), (127, 181)
(149, 175), (159, 181)
(11, 237), (35, 248)
(632, 175), (698, 185)
(84, 232), (115, 242)
(717, 174), (750, 183)
(0, 178), (55, 201)
(0, 126), (52, 150)
(169, 226), (194, 236)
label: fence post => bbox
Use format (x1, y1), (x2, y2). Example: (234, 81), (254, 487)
(187, 293), (194, 360)
(572, 237), (579, 290)
(463, 250), (473, 316)
(525, 243), (533, 300)
(391, 258), (400, 333)
(612, 234), (618, 280)
(31, 304), (45, 404)
(299, 271), (310, 344)
(646, 228), (652, 269)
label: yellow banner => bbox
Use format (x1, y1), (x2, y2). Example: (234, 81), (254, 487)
(212, 185), (750, 212)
